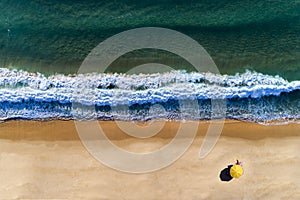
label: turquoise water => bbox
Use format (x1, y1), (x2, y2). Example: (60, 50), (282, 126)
(0, 0), (299, 80)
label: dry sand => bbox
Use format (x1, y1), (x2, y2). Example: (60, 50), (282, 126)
(0, 120), (299, 199)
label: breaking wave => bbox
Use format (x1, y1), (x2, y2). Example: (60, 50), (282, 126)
(0, 68), (299, 125)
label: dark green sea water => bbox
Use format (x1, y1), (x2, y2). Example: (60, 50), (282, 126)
(0, 0), (299, 80)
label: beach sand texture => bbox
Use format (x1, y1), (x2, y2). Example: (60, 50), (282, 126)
(0, 120), (299, 199)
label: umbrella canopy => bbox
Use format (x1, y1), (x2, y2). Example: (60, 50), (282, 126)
(230, 164), (243, 178)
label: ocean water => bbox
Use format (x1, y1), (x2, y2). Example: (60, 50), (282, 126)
(0, 0), (299, 79)
(0, 1), (299, 124)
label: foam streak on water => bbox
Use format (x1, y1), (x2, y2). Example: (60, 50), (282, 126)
(0, 68), (299, 124)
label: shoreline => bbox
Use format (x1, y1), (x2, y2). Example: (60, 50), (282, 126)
(0, 119), (299, 141)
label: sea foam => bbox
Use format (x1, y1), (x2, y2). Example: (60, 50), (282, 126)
(0, 68), (299, 124)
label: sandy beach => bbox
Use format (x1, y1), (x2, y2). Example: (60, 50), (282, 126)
(0, 120), (299, 199)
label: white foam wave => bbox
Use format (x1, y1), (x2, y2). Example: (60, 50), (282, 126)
(0, 68), (299, 106)
(0, 68), (299, 123)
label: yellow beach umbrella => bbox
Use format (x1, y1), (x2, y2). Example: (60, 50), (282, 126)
(230, 165), (243, 178)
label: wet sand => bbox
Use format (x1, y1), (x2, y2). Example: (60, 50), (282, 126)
(0, 120), (299, 199)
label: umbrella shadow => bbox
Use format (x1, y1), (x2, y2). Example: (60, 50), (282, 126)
(219, 167), (233, 182)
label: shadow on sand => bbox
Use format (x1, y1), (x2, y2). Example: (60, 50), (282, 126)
(219, 167), (233, 182)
